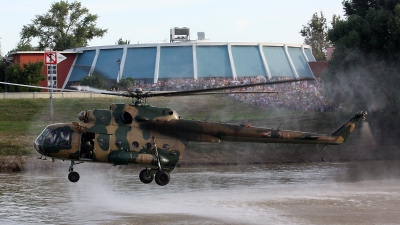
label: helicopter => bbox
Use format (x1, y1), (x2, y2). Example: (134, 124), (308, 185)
(0, 78), (367, 186)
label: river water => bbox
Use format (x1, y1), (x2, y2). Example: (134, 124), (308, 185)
(1, 160), (400, 225)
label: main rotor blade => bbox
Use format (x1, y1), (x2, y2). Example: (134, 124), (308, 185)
(163, 91), (283, 97)
(68, 77), (314, 99)
(69, 85), (137, 97)
(148, 77), (314, 98)
(0, 81), (77, 92)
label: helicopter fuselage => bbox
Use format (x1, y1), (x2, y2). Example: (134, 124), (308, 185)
(34, 103), (366, 185)
(35, 103), (365, 163)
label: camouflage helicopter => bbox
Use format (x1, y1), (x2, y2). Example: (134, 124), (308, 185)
(1, 79), (367, 186)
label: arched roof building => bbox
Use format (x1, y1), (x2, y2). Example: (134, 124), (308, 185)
(63, 41), (316, 87)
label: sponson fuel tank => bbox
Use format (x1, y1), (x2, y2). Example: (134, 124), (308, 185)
(108, 150), (180, 166)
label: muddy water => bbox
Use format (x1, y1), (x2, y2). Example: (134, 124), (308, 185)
(1, 161), (400, 225)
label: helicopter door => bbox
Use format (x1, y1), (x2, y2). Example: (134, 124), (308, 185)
(80, 132), (95, 160)
(93, 133), (110, 162)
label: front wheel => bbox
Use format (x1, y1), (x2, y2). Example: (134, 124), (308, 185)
(139, 169), (154, 184)
(68, 171), (80, 182)
(155, 171), (170, 186)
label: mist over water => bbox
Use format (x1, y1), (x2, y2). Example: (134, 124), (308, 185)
(1, 161), (400, 225)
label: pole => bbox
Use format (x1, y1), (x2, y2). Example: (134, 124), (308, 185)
(48, 46), (54, 122)
(50, 65), (53, 122)
(2, 58), (7, 92)
(117, 58), (121, 83)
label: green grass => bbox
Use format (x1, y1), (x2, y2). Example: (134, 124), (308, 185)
(0, 95), (346, 156)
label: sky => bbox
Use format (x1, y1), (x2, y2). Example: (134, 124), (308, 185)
(0, 0), (345, 56)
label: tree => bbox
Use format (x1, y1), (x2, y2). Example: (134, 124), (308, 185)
(300, 11), (329, 61)
(0, 58), (4, 92)
(329, 0), (400, 61)
(5, 61), (45, 92)
(80, 74), (108, 90)
(9, 40), (36, 52)
(330, 14), (342, 29)
(119, 77), (135, 90)
(116, 38), (130, 45)
(18, 0), (108, 51)
(323, 0), (400, 154)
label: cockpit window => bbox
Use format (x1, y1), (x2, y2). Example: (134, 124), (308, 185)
(45, 130), (58, 145)
(37, 127), (51, 142)
(56, 131), (71, 146)
(44, 130), (71, 146)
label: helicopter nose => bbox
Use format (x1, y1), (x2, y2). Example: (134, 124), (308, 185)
(34, 140), (46, 156)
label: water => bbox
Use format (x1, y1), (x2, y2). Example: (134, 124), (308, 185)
(1, 161), (400, 225)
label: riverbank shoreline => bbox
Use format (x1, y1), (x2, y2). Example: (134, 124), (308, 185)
(0, 152), (368, 173)
(0, 153), (314, 172)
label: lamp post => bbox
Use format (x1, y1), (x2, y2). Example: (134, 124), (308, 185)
(117, 58), (121, 83)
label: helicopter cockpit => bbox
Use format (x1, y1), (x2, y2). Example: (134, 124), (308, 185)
(34, 126), (72, 156)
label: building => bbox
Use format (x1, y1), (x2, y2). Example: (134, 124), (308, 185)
(7, 41), (319, 90)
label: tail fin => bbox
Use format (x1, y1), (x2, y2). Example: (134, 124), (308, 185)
(331, 111), (367, 143)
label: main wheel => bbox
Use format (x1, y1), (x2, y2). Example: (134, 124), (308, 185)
(155, 171), (170, 186)
(68, 171), (80, 183)
(139, 169), (154, 184)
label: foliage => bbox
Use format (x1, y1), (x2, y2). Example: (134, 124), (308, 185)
(0, 59), (4, 92)
(119, 77), (135, 90)
(5, 61), (45, 92)
(300, 11), (330, 61)
(9, 40), (36, 52)
(18, 0), (107, 51)
(324, 0), (400, 140)
(116, 37), (130, 45)
(330, 14), (342, 28)
(80, 74), (108, 90)
(329, 0), (400, 62)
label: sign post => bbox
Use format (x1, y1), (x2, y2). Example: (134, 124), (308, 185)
(44, 50), (67, 122)
(44, 50), (57, 121)
(44, 52), (57, 65)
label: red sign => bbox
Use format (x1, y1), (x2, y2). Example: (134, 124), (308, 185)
(44, 52), (57, 64)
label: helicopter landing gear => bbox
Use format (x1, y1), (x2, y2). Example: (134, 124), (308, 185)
(68, 161), (80, 183)
(139, 168), (170, 186)
(68, 171), (80, 182)
(138, 137), (171, 186)
(155, 170), (170, 186)
(139, 168), (154, 184)
(153, 138), (170, 186)
(316, 145), (327, 162)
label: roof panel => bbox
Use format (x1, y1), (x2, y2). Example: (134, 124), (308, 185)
(288, 47), (314, 78)
(94, 48), (124, 79)
(262, 46), (294, 77)
(231, 46), (266, 77)
(123, 47), (156, 79)
(196, 46), (232, 78)
(69, 50), (96, 81)
(304, 48), (316, 62)
(159, 46), (193, 78)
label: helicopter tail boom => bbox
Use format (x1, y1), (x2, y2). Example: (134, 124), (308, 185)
(330, 111), (367, 143)
(195, 111), (368, 145)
